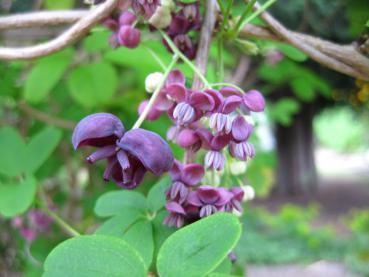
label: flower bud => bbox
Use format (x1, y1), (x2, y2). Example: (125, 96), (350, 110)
(148, 5), (172, 29)
(117, 26), (141, 49)
(230, 161), (247, 175)
(242, 185), (255, 201)
(145, 72), (164, 93)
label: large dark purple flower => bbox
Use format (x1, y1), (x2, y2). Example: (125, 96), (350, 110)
(72, 113), (174, 189)
(166, 160), (204, 203)
(187, 186), (233, 217)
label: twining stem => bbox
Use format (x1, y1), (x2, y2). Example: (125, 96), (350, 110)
(38, 188), (80, 237)
(210, 82), (244, 93)
(234, 0), (257, 34)
(144, 45), (167, 70)
(132, 53), (179, 129)
(160, 30), (211, 89)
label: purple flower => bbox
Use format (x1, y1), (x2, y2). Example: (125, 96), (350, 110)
(230, 115), (253, 142)
(225, 187), (244, 212)
(28, 209), (53, 231)
(20, 228), (37, 242)
(119, 11), (137, 26)
(229, 141), (255, 161)
(132, 0), (160, 19)
(166, 160), (204, 203)
(163, 202), (186, 228)
(72, 113), (174, 189)
(187, 186), (233, 217)
(180, 2), (201, 30)
(220, 87), (265, 113)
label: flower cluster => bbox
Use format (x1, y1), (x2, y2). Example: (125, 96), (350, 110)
(72, 113), (174, 189)
(11, 209), (53, 242)
(96, 0), (201, 59)
(137, 69), (265, 228)
(163, 160), (246, 228)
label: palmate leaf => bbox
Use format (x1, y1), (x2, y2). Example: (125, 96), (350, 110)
(157, 213), (242, 277)
(43, 235), (146, 277)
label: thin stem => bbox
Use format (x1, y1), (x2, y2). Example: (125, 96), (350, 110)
(210, 82), (245, 93)
(132, 54), (179, 129)
(38, 188), (80, 237)
(238, 0), (277, 31)
(217, 35), (224, 82)
(144, 45), (167, 70)
(234, 0), (257, 34)
(160, 30), (211, 89)
(217, 0), (226, 16)
(223, 0), (233, 28)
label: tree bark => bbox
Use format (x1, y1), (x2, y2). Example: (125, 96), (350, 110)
(274, 103), (318, 195)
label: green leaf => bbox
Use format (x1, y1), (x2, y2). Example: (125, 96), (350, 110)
(24, 49), (73, 103)
(366, 19), (369, 27)
(67, 61), (118, 108)
(94, 190), (147, 217)
(123, 219), (154, 268)
(290, 77), (315, 102)
(0, 176), (37, 217)
(212, 258), (232, 274)
(152, 211), (175, 261)
(43, 235), (146, 277)
(268, 98), (300, 126)
(207, 274), (241, 277)
(83, 31), (111, 53)
(44, 0), (74, 9)
(179, 0), (198, 3)
(0, 127), (26, 177)
(157, 213), (242, 277)
(147, 176), (171, 212)
(95, 208), (142, 236)
(26, 127), (62, 174)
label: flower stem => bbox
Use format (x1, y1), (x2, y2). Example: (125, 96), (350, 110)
(210, 82), (245, 93)
(160, 30), (211, 89)
(38, 188), (80, 237)
(132, 53), (179, 129)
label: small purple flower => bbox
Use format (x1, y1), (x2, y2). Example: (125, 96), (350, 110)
(230, 115), (253, 142)
(199, 133), (231, 171)
(220, 87), (265, 113)
(132, 0), (160, 19)
(187, 186), (233, 217)
(119, 11), (137, 26)
(163, 202), (186, 228)
(229, 141), (255, 161)
(28, 209), (53, 231)
(72, 113), (174, 189)
(20, 228), (37, 242)
(166, 160), (204, 203)
(118, 25), (141, 49)
(225, 187), (244, 212)
(180, 2), (201, 30)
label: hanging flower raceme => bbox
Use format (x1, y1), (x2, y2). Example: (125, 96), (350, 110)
(72, 113), (174, 189)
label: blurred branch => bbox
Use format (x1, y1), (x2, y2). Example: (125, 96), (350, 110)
(240, 1), (369, 81)
(0, 10), (88, 30)
(191, 0), (217, 90)
(0, 0), (117, 60)
(18, 101), (76, 129)
(230, 56), (251, 85)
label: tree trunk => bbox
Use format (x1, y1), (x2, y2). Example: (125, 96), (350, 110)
(274, 103), (318, 195)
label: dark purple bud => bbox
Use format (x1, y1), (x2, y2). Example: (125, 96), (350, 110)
(119, 11), (137, 26)
(166, 15), (190, 36)
(118, 25), (141, 49)
(72, 113), (124, 149)
(182, 3), (200, 28)
(231, 116), (253, 142)
(117, 128), (174, 176)
(242, 90), (265, 112)
(173, 34), (196, 60)
(229, 141), (255, 161)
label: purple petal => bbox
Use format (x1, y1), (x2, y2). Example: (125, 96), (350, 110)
(210, 134), (231, 151)
(117, 150), (130, 170)
(221, 95), (242, 114)
(194, 128), (212, 149)
(189, 91), (215, 111)
(220, 86), (242, 97)
(215, 187), (233, 206)
(155, 90), (174, 111)
(119, 11), (137, 26)
(165, 202), (186, 215)
(138, 100), (162, 121)
(187, 191), (203, 206)
(166, 69), (186, 86)
(103, 157), (117, 181)
(72, 113), (124, 149)
(243, 90), (265, 112)
(166, 83), (187, 103)
(197, 186), (220, 204)
(230, 187), (244, 201)
(118, 128), (174, 176)
(231, 116), (253, 142)
(176, 129), (199, 149)
(170, 160), (183, 181)
(204, 89), (224, 112)
(181, 164), (204, 186)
